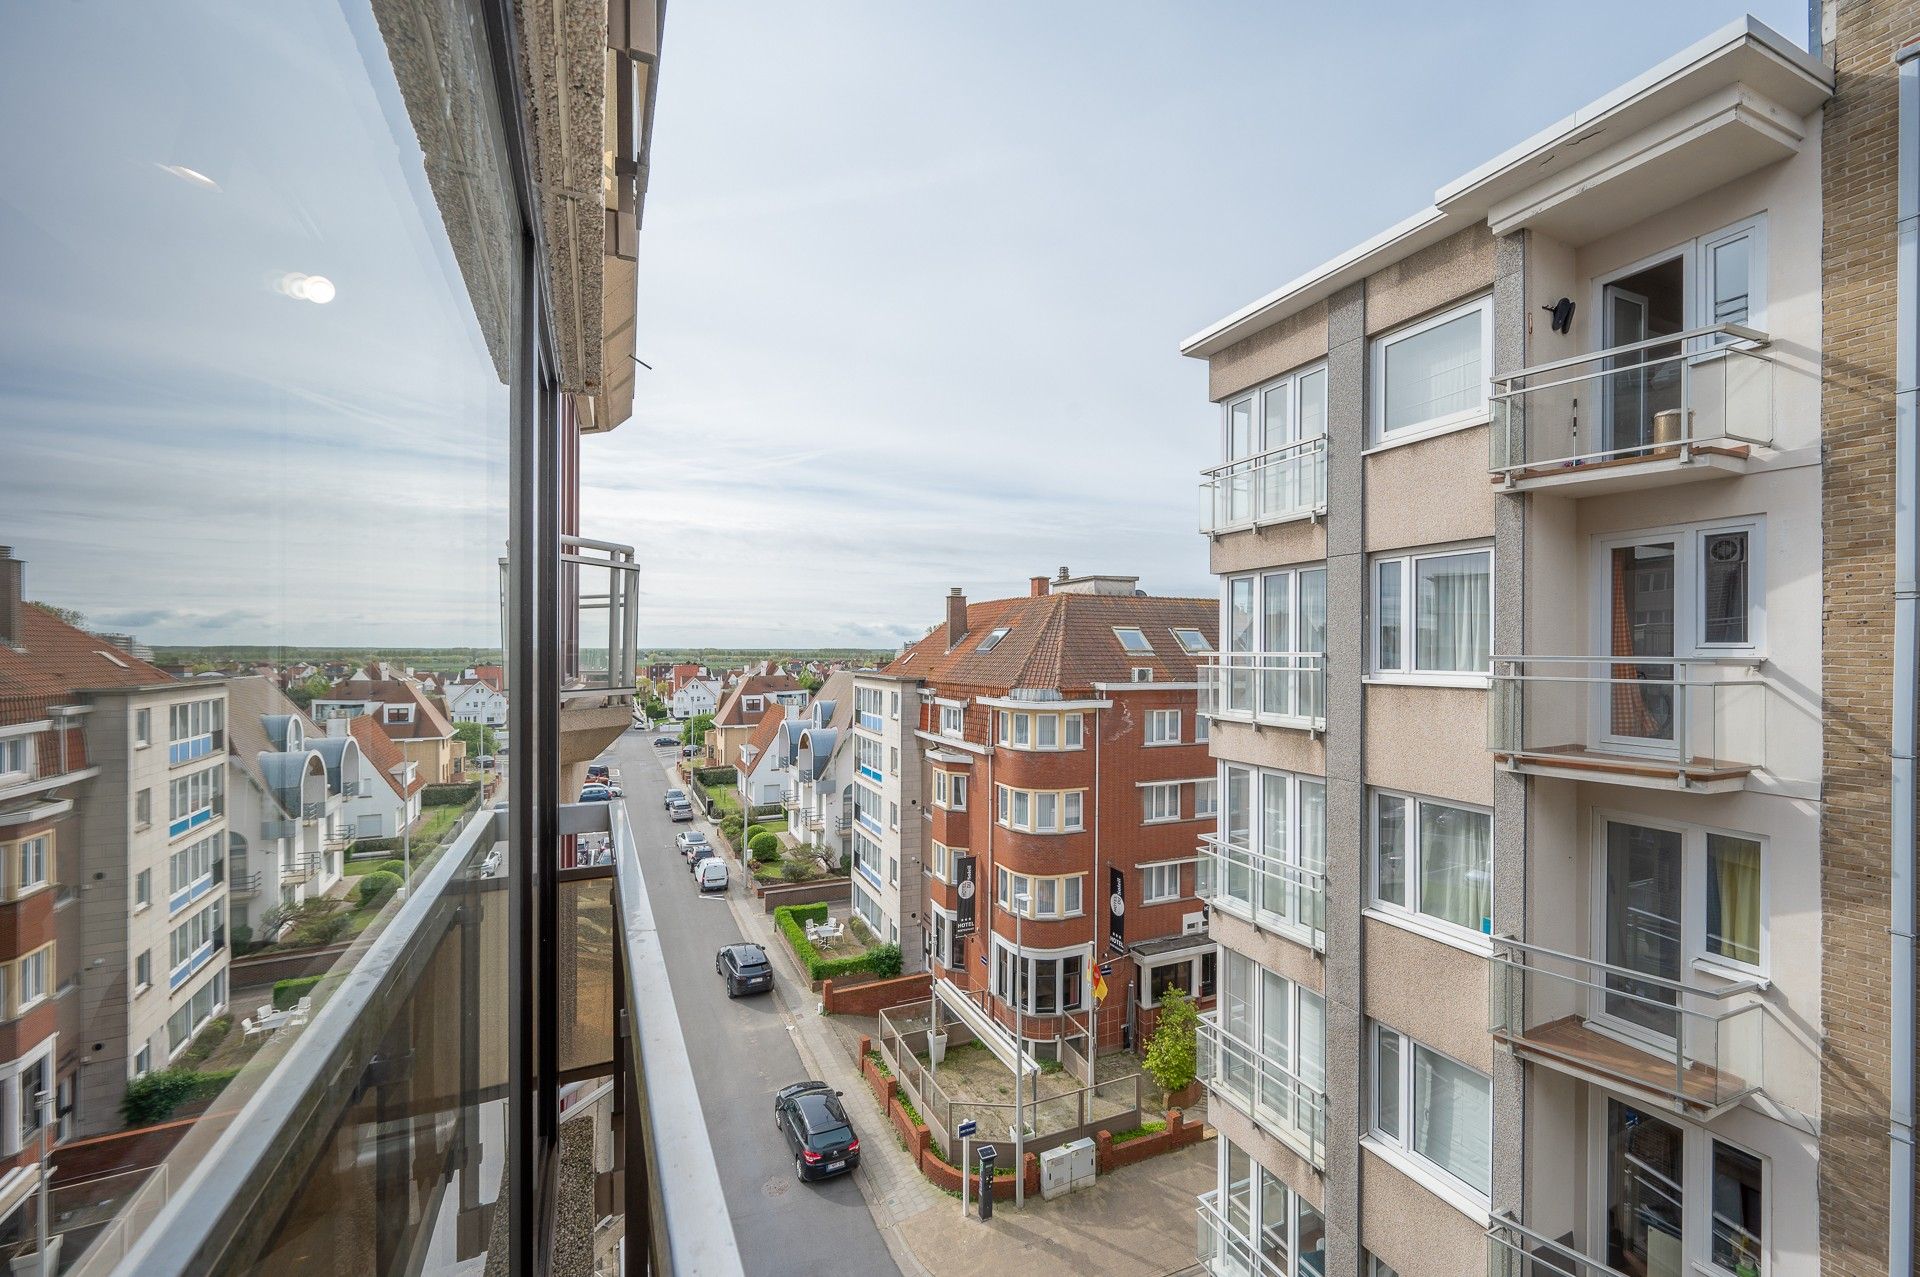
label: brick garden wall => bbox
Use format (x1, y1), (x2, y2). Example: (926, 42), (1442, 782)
(1821, 3), (1920, 1269)
(822, 972), (930, 1015)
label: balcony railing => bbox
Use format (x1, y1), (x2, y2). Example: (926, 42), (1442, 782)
(1199, 436), (1327, 535)
(1490, 324), (1774, 493)
(1489, 934), (1764, 1116)
(1194, 1189), (1285, 1277)
(1199, 653), (1325, 732)
(1485, 1213), (1629, 1277)
(1490, 655), (1810, 792)
(78, 797), (740, 1276)
(1195, 1013), (1326, 1168)
(1196, 832), (1325, 952)
(227, 871), (263, 899)
(560, 534), (641, 704)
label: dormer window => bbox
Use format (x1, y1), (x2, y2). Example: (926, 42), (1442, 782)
(744, 695), (763, 714)
(1113, 627), (1152, 653)
(978, 627), (1010, 652)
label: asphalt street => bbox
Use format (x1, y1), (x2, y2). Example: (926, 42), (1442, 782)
(602, 729), (900, 1277)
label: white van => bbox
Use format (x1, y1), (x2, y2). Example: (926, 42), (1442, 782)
(696, 858), (728, 893)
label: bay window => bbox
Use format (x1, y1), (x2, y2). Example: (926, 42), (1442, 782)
(996, 709), (1084, 751)
(1370, 790), (1491, 941)
(995, 784), (1084, 833)
(995, 868), (1083, 919)
(1370, 1023), (1491, 1201)
(14, 836), (46, 896)
(933, 769), (968, 811)
(1369, 294), (1491, 444)
(990, 938), (1086, 1015)
(1372, 545), (1491, 678)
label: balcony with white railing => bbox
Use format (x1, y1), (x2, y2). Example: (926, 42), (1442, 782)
(1199, 436), (1327, 536)
(1488, 935), (1765, 1118)
(1194, 1189), (1287, 1277)
(1195, 1013), (1326, 1169)
(1199, 653), (1325, 734)
(1196, 833), (1325, 953)
(1489, 325), (1775, 496)
(1488, 655), (1812, 793)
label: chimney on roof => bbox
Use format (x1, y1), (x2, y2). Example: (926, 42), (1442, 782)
(946, 587), (968, 648)
(1029, 575), (1049, 597)
(0, 548), (20, 649)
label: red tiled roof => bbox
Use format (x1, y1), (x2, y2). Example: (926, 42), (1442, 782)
(319, 679), (456, 740)
(736, 705), (786, 774)
(472, 665), (504, 692)
(712, 673), (803, 727)
(348, 715), (423, 800)
(881, 592), (1217, 692)
(0, 605), (173, 700)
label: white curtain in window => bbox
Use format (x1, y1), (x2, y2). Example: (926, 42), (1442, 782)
(1418, 803), (1491, 933)
(1412, 1046), (1491, 1195)
(1384, 310), (1483, 431)
(1414, 551), (1490, 673)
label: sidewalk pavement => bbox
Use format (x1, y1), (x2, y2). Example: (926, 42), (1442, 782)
(657, 749), (1213, 1277)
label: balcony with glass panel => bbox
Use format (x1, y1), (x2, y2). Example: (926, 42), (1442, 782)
(1488, 934), (1765, 1118)
(1488, 656), (1813, 793)
(1199, 654), (1325, 734)
(1199, 437), (1328, 536)
(1195, 1013), (1326, 1169)
(1196, 832), (1325, 954)
(1490, 326), (1776, 497)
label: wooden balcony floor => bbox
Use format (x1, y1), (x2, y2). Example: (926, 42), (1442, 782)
(1497, 442), (1749, 486)
(1499, 1014), (1741, 1110)
(1495, 744), (1751, 787)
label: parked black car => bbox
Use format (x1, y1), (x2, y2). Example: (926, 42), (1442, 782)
(663, 787), (688, 810)
(773, 1081), (859, 1181)
(715, 943), (773, 996)
(686, 842), (716, 872)
(653, 736), (680, 747)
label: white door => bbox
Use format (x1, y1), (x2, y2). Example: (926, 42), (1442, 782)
(1603, 285), (1652, 456)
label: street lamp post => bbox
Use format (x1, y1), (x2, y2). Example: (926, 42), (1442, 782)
(1013, 891), (1028, 1207)
(34, 1087), (50, 1276)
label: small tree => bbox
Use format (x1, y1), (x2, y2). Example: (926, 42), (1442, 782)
(868, 943), (902, 978)
(376, 858), (407, 879)
(453, 721), (498, 757)
(780, 858), (813, 882)
(748, 832), (781, 862)
(680, 713), (714, 746)
(285, 672), (333, 709)
(1143, 987), (1199, 1096)
(356, 871), (401, 910)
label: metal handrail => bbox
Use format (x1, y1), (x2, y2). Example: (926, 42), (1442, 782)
(1194, 1190), (1287, 1277)
(1198, 433), (1326, 480)
(1492, 322), (1768, 389)
(1195, 832), (1326, 951)
(1195, 1013), (1326, 1168)
(1485, 1212), (1634, 1277)
(1491, 934), (1766, 1000)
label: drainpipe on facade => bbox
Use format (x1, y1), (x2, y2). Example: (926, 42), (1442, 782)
(1889, 42), (1919, 1277)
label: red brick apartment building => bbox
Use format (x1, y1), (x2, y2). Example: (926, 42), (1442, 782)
(882, 569), (1217, 1059)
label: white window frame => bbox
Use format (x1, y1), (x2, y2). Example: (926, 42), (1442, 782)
(1588, 518), (1766, 659)
(1369, 1022), (1492, 1205)
(939, 704), (965, 738)
(1145, 709), (1181, 746)
(1194, 778), (1218, 818)
(1368, 788), (1493, 948)
(1589, 810), (1770, 987)
(1369, 543), (1493, 684)
(995, 784), (1086, 834)
(1368, 293), (1493, 447)
(989, 935), (1089, 1014)
(995, 868), (1085, 919)
(1140, 861), (1181, 905)
(1142, 783), (1181, 825)
(1113, 626), (1153, 654)
(929, 841), (955, 884)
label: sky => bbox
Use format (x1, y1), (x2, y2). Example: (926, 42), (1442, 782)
(581, 0), (1811, 650)
(0, 1), (1808, 651)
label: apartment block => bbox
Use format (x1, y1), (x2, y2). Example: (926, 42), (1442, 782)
(1185, 20), (1833, 1277)
(870, 571), (1219, 1056)
(848, 668), (926, 964)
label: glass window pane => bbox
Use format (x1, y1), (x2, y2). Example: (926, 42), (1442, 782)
(1702, 531), (1751, 644)
(1298, 368), (1328, 440)
(1382, 307), (1484, 432)
(1374, 795), (1407, 907)
(1228, 398), (1254, 459)
(1375, 561), (1403, 670)
(1258, 1166), (1291, 1273)
(1413, 551), (1491, 673)
(1263, 381), (1293, 449)
(1374, 1027), (1401, 1140)
(1417, 803), (1491, 934)
(1706, 833), (1763, 967)
(1228, 579), (1256, 653)
(1710, 1140), (1765, 1273)
(1710, 236), (1751, 326)
(1296, 1201), (1327, 1277)
(1605, 1100), (1685, 1277)
(1411, 1045), (1491, 1195)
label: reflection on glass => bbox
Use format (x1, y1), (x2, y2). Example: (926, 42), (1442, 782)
(1606, 1100), (1685, 1277)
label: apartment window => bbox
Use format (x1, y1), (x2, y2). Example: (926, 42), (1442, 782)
(888, 857), (898, 886)
(928, 907), (956, 969)
(15, 837), (46, 895)
(1145, 709), (1180, 745)
(134, 950), (151, 994)
(134, 708), (152, 747)
(888, 746), (899, 776)
(995, 784), (1084, 833)
(742, 695), (762, 715)
(929, 841), (955, 883)
(1208, 1140), (1326, 1277)
(166, 971), (227, 1056)
(0, 739), (25, 781)
(1598, 820), (1768, 988)
(990, 938), (1086, 1014)
(856, 686), (885, 729)
(1196, 714), (1209, 744)
(1215, 766), (1327, 935)
(1142, 783), (1181, 824)
(1599, 1098), (1766, 1277)
(889, 691), (900, 719)
(16, 949), (47, 1011)
(939, 704), (965, 738)
(1598, 520), (1763, 656)
(168, 766), (224, 834)
(853, 831), (884, 888)
(1370, 1023), (1491, 1199)
(167, 698), (225, 764)
(1113, 626), (1152, 653)
(134, 1046), (151, 1078)
(169, 901), (223, 978)
(888, 802), (899, 831)
(1372, 546), (1491, 678)
(1371, 791), (1491, 941)
(995, 868), (1084, 919)
(1194, 779), (1218, 818)
(978, 626), (1010, 652)
(1370, 294), (1491, 444)
(135, 788), (152, 829)
(997, 710), (1084, 751)
(134, 869), (151, 911)
(856, 735), (884, 782)
(169, 832), (220, 895)
(933, 769), (969, 811)
(1141, 862), (1181, 904)
(1171, 628), (1212, 654)
(1220, 952), (1326, 1143)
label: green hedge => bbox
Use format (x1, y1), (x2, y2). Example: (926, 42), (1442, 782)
(421, 782), (481, 806)
(122, 1067), (240, 1127)
(273, 975), (324, 1010)
(356, 871), (401, 910)
(376, 859), (407, 878)
(748, 832), (780, 862)
(773, 903), (901, 983)
(692, 766), (735, 786)
(350, 836), (401, 854)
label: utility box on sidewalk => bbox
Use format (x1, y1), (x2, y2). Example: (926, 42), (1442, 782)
(1039, 1144), (1074, 1200)
(1063, 1136), (1096, 1191)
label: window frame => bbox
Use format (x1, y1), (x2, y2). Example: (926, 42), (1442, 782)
(995, 783), (1086, 833)
(1588, 518), (1765, 658)
(1369, 1022), (1492, 1204)
(1368, 788), (1494, 947)
(1142, 782), (1182, 825)
(1590, 810), (1770, 985)
(1367, 293), (1494, 447)
(1369, 544), (1494, 684)
(1113, 626), (1153, 654)
(1140, 861), (1182, 905)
